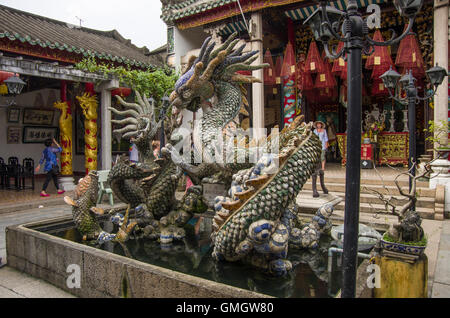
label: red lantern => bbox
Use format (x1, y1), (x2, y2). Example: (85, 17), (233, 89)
(366, 30), (394, 70)
(263, 49), (276, 85)
(395, 31), (426, 79)
(371, 78), (389, 96)
(274, 55), (283, 84)
(0, 71), (14, 82)
(305, 41), (325, 74)
(314, 52), (336, 89)
(331, 41), (346, 75)
(280, 42), (296, 78)
(111, 87), (132, 98)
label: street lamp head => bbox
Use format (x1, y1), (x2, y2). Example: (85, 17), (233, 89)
(399, 70), (416, 87)
(426, 64), (448, 88)
(393, 0), (424, 18)
(304, 5), (344, 42)
(380, 67), (401, 89)
(3, 74), (26, 95)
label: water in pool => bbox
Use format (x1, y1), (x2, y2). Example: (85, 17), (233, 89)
(46, 218), (344, 298)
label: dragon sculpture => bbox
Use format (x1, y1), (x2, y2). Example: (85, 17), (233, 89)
(64, 171), (136, 244)
(65, 34), (335, 277)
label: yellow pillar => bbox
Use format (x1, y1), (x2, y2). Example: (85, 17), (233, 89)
(54, 101), (73, 175)
(374, 254), (428, 298)
(76, 93), (98, 173)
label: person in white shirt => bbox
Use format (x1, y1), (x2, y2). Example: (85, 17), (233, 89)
(129, 143), (139, 163)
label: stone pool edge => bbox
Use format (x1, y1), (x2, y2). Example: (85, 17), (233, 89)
(5, 216), (271, 298)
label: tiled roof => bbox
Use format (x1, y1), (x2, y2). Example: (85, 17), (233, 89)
(0, 4), (162, 69)
(161, 0), (232, 23)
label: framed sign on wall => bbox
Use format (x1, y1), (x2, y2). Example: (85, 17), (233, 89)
(23, 108), (54, 126)
(7, 126), (21, 144)
(7, 107), (20, 123)
(23, 126), (58, 144)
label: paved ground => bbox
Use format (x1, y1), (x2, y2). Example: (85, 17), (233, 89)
(431, 220), (450, 298)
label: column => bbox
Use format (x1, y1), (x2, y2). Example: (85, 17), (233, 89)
(101, 88), (112, 170)
(97, 79), (119, 171)
(433, 0), (449, 153)
(250, 11), (265, 142)
(430, 0), (450, 215)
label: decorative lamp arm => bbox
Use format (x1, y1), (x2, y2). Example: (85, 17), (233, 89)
(365, 16), (415, 46)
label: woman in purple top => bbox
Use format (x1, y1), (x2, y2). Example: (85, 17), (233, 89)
(35, 138), (65, 197)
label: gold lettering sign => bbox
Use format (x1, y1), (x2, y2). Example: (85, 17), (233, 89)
(268, 69), (272, 76)
(320, 74), (326, 82)
(276, 77), (281, 84)
(273, 88), (278, 94)
(339, 58), (345, 66)
(374, 56), (380, 65)
(412, 52), (416, 62)
(291, 65), (295, 74)
(310, 62), (315, 71)
(379, 83), (384, 91)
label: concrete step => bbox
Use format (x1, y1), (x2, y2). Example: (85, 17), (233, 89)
(312, 176), (429, 188)
(302, 182), (436, 198)
(334, 201), (435, 220)
(299, 189), (435, 209)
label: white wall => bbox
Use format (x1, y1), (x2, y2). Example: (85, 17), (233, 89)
(173, 26), (209, 72)
(0, 88), (86, 174)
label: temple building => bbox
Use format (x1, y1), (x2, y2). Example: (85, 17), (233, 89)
(161, 0), (449, 166)
(0, 4), (163, 190)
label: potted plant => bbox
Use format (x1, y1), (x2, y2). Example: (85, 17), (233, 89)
(424, 119), (450, 159)
(365, 162), (432, 255)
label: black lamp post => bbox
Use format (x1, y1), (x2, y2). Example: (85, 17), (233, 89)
(380, 64), (447, 205)
(304, 0), (424, 298)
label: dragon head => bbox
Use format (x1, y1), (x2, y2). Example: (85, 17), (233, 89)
(169, 32), (268, 112)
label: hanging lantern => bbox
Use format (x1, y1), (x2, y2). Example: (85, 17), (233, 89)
(371, 78), (389, 96)
(366, 31), (394, 69)
(298, 64), (315, 91)
(0, 71), (14, 82)
(111, 87), (132, 98)
(315, 52), (337, 89)
(280, 42), (296, 78)
(331, 41), (346, 75)
(263, 49), (276, 85)
(305, 41), (325, 74)
(395, 31), (426, 79)
(274, 55), (283, 85)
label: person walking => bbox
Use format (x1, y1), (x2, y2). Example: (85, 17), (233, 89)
(129, 143), (139, 163)
(35, 138), (65, 197)
(312, 121), (329, 198)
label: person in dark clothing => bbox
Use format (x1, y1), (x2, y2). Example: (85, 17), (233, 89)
(35, 138), (65, 197)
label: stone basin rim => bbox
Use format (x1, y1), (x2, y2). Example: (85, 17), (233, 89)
(6, 216), (272, 298)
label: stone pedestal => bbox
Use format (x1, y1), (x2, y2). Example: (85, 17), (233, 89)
(374, 253), (428, 298)
(59, 176), (76, 191)
(429, 159), (450, 189)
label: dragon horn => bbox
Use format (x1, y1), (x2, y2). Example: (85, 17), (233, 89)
(201, 51), (227, 81)
(122, 131), (139, 139)
(182, 55), (197, 75)
(115, 95), (143, 114)
(109, 107), (140, 118)
(112, 124), (138, 135)
(134, 91), (147, 113)
(111, 118), (138, 126)
(210, 32), (238, 60)
(186, 61), (204, 88)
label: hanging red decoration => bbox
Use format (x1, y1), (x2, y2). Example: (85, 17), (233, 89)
(0, 71), (14, 82)
(85, 82), (96, 96)
(305, 41), (325, 74)
(111, 87), (132, 98)
(274, 55), (283, 85)
(331, 41), (347, 75)
(280, 42), (296, 78)
(314, 52), (336, 89)
(395, 31), (426, 79)
(371, 78), (389, 96)
(263, 49), (276, 85)
(366, 31), (394, 69)
(297, 63), (315, 91)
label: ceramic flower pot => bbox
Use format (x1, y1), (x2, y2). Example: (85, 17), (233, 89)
(380, 235), (427, 256)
